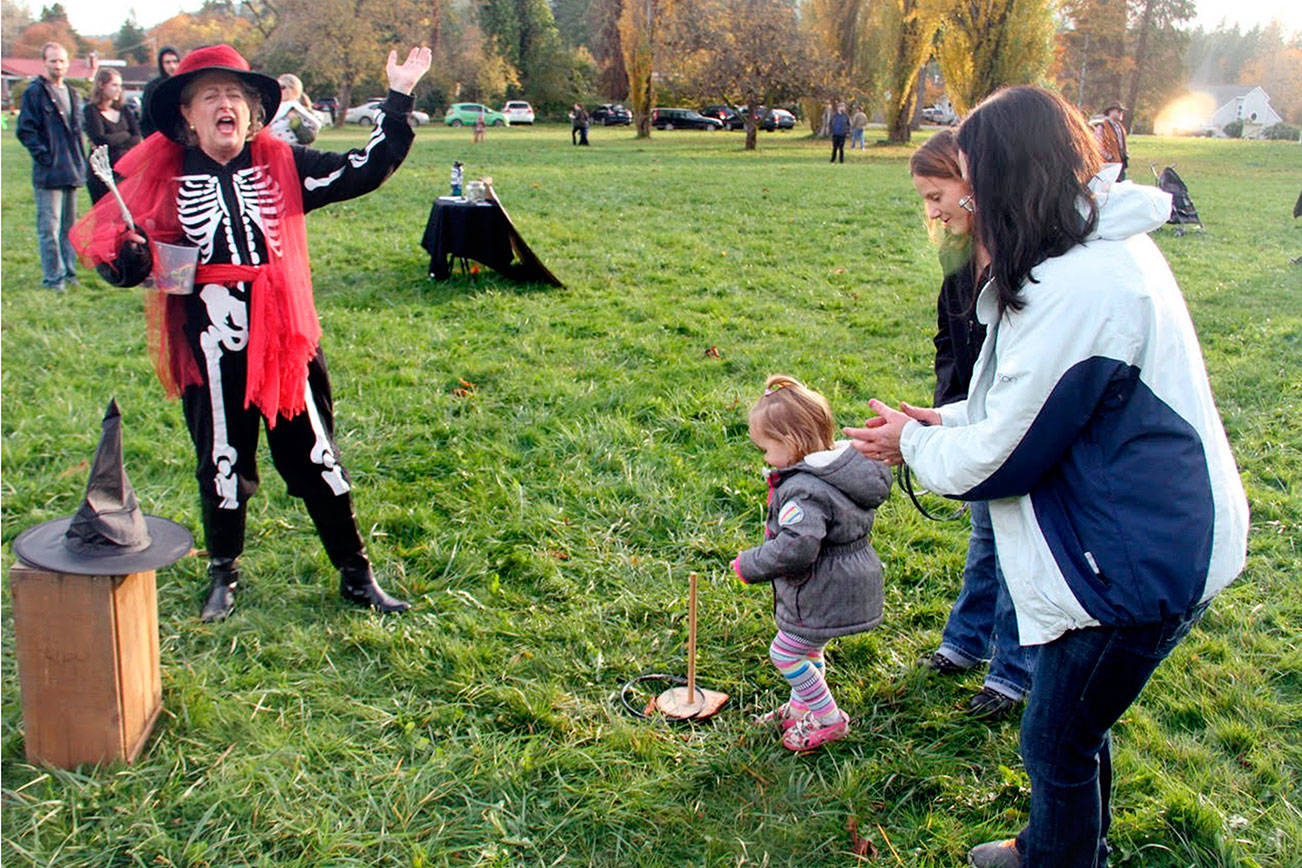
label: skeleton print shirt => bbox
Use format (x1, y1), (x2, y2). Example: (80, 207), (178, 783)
(176, 90), (416, 270)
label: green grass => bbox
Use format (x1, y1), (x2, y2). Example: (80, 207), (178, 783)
(3, 123), (1300, 866)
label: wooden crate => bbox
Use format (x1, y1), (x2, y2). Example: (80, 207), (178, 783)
(9, 562), (162, 768)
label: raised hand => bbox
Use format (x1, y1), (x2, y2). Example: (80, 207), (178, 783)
(843, 399), (910, 466)
(386, 46), (433, 96)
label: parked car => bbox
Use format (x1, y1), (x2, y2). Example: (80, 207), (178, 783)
(313, 96), (339, 123)
(444, 102), (509, 127)
(589, 103), (632, 125)
(700, 105), (746, 130)
(345, 98), (430, 126)
(502, 100), (535, 125)
(761, 108), (797, 131)
(650, 107), (723, 130)
(921, 104), (957, 124)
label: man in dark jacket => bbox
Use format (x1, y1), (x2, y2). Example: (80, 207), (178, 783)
(17, 41), (87, 291)
(139, 45), (180, 137)
(829, 101), (849, 163)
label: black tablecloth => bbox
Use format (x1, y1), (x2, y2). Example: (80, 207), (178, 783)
(420, 196), (562, 286)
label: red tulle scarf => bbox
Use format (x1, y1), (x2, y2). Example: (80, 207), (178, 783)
(70, 131), (321, 428)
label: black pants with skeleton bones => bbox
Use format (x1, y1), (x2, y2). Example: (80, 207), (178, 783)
(181, 279), (362, 564)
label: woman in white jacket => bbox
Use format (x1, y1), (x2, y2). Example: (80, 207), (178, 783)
(847, 86), (1248, 868)
(268, 73), (322, 144)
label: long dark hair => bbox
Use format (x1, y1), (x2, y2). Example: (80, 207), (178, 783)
(955, 86), (1102, 311)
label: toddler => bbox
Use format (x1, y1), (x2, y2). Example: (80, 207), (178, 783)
(732, 375), (892, 751)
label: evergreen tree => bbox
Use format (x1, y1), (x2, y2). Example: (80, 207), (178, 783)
(114, 15), (150, 64)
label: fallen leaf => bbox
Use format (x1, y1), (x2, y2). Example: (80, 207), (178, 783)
(704, 346), (721, 358)
(848, 818), (879, 859)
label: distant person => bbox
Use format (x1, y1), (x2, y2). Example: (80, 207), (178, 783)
(473, 109), (486, 143)
(83, 67), (142, 203)
(16, 41), (87, 291)
(569, 103), (589, 145)
(733, 375), (892, 752)
(1094, 100), (1129, 180)
(268, 73), (322, 145)
(818, 100), (833, 137)
(829, 101), (849, 162)
(850, 104), (868, 150)
(140, 45), (180, 138)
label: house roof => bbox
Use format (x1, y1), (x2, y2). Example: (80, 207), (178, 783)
(1, 57), (97, 80)
(1, 58), (153, 85)
(1194, 84), (1261, 109)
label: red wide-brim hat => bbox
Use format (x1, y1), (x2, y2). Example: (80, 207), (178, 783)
(149, 44), (281, 143)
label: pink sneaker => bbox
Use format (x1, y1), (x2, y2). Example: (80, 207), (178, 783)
(756, 700), (809, 732)
(782, 710), (850, 751)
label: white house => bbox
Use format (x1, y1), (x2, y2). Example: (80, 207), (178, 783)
(1196, 85), (1284, 138)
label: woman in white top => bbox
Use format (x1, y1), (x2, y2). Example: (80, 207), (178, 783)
(268, 73), (322, 144)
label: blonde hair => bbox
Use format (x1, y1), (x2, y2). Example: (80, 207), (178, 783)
(749, 374), (836, 462)
(277, 73), (302, 99)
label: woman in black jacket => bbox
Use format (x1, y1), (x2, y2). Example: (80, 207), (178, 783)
(907, 130), (1033, 719)
(82, 67), (142, 203)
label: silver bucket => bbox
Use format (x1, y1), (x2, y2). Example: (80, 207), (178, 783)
(151, 241), (199, 295)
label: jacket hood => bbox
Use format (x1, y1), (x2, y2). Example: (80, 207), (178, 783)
(776, 442), (887, 510)
(157, 46), (179, 77)
(1085, 165), (1171, 241)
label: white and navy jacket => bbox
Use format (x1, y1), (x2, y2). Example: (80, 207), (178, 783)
(901, 169), (1249, 646)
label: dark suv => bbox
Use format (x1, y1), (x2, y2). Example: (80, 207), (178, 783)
(651, 108), (723, 130)
(589, 103), (632, 125)
(700, 105), (746, 130)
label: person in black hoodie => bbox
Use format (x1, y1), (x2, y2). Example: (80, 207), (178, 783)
(139, 45), (180, 137)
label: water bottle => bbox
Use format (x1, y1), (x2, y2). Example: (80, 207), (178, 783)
(450, 161), (464, 197)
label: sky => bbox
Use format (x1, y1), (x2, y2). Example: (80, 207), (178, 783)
(41, 0), (1302, 39)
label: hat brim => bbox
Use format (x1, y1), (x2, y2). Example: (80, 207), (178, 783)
(149, 66), (282, 144)
(13, 515), (194, 575)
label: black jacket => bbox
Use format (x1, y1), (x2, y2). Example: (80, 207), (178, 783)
(932, 260), (987, 407)
(17, 77), (87, 188)
(139, 46), (178, 138)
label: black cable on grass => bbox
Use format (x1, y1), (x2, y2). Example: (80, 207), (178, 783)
(618, 673), (688, 720)
(896, 464), (968, 522)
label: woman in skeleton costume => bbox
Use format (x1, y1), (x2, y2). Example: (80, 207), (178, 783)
(72, 44), (432, 621)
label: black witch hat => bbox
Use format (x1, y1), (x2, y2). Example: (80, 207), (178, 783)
(13, 400), (193, 575)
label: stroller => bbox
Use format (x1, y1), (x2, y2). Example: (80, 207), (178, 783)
(1151, 165), (1203, 234)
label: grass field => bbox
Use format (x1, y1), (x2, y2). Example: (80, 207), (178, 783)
(2, 122), (1300, 867)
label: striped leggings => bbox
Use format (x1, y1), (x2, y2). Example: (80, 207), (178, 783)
(770, 630), (839, 721)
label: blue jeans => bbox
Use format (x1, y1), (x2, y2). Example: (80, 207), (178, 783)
(34, 185), (79, 287)
(851, 128), (865, 149)
(938, 501), (1034, 698)
(1014, 603), (1208, 867)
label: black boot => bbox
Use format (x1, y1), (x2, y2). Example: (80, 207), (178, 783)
(200, 500), (246, 622)
(339, 554), (410, 613)
(201, 558), (239, 622)
(305, 493), (410, 613)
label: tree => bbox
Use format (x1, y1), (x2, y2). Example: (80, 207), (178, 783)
(1055, 0), (1132, 112)
(866, 0), (946, 143)
(1238, 22), (1302, 124)
(39, 2), (66, 21)
(2, 0), (34, 57)
(589, 0), (628, 98)
(936, 0), (1057, 115)
(114, 14), (151, 64)
(618, 0), (677, 136)
(799, 0), (874, 132)
(150, 8), (263, 58)
(1123, 0), (1194, 130)
(479, 0), (585, 109)
(261, 0), (430, 125)
(671, 0), (819, 149)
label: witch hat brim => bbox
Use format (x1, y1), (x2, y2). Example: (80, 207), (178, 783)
(11, 399), (193, 575)
(14, 516), (193, 575)
(149, 44), (281, 143)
